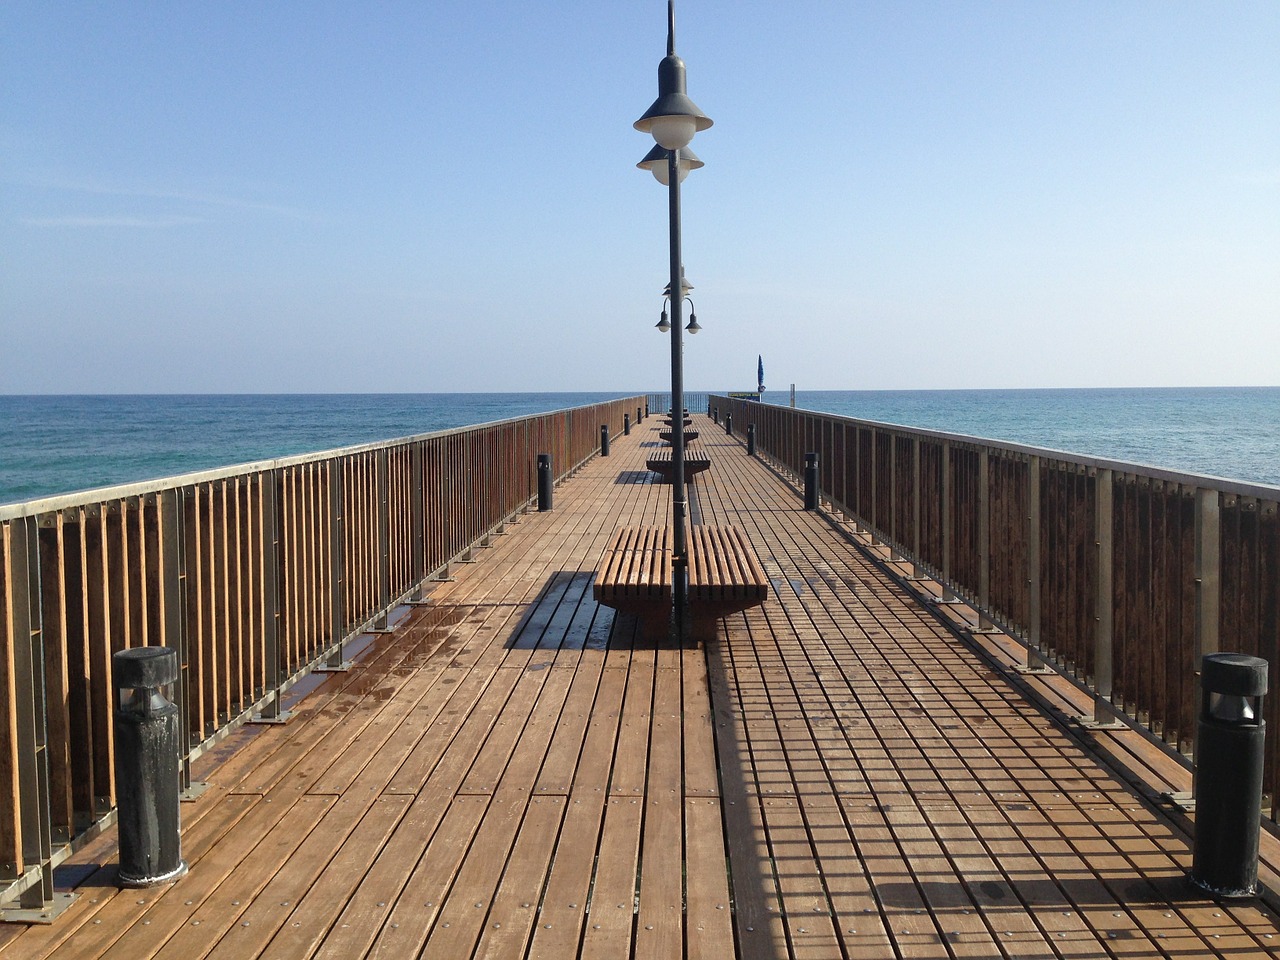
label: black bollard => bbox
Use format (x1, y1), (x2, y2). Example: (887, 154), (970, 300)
(804, 452), (820, 510)
(600, 424), (610, 457)
(747, 424), (757, 457)
(624, 414), (631, 436)
(713, 407), (719, 424)
(725, 413), (732, 436)
(1191, 653), (1268, 896)
(537, 454), (553, 511)
(114, 647), (186, 887)
(637, 406), (643, 423)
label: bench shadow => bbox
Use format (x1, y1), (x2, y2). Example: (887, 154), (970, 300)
(502, 570), (615, 651)
(615, 470), (655, 485)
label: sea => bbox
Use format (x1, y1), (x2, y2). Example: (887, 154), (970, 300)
(1, 388), (1277, 507)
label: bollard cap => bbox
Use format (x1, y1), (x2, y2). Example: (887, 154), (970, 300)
(805, 452), (818, 465)
(1202, 653), (1268, 698)
(113, 646), (179, 689)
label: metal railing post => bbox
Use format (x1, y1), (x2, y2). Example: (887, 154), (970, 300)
(868, 429), (879, 544)
(318, 459), (350, 672)
(372, 448), (392, 633)
(251, 472), (290, 723)
(1081, 468), (1123, 728)
(1018, 456), (1053, 674)
(1, 516), (74, 921)
(975, 450), (996, 632)
(938, 441), (958, 603)
(1195, 486), (1221, 660)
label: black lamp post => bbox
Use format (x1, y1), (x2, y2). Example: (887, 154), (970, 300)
(635, 0), (712, 640)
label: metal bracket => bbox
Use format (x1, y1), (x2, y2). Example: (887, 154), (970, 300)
(1074, 714), (1128, 731)
(1014, 649), (1056, 676)
(1, 891), (77, 925)
(313, 661), (352, 673)
(1162, 790), (1195, 811)
(250, 709), (293, 726)
(1015, 663), (1056, 676)
(180, 782), (210, 802)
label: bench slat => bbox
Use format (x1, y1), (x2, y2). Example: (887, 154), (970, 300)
(595, 523), (766, 643)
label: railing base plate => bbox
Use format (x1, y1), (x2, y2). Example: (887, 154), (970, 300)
(1014, 664), (1056, 676)
(250, 710), (293, 726)
(1074, 715), (1127, 731)
(1, 891), (77, 925)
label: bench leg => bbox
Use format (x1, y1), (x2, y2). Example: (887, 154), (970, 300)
(689, 614), (718, 645)
(641, 611), (672, 645)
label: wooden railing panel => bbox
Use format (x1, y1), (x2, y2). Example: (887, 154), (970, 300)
(0, 395), (641, 908)
(36, 518), (73, 846)
(0, 521), (19, 879)
(714, 393), (1280, 824)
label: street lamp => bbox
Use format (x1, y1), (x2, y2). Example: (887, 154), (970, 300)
(657, 294), (699, 335)
(635, 0), (712, 640)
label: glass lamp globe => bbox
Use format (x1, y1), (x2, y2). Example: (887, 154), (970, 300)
(648, 115), (698, 151)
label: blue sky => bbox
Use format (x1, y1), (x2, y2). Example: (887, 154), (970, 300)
(3, 1), (1277, 394)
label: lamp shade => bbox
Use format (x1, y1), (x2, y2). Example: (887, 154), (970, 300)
(634, 54), (712, 150)
(637, 145), (703, 185)
(662, 272), (693, 298)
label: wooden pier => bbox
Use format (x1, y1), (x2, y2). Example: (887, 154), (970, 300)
(4, 413), (1280, 958)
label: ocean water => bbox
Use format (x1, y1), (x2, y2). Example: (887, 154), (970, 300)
(1, 388), (1277, 507)
(764, 387), (1280, 488)
(0, 393), (632, 506)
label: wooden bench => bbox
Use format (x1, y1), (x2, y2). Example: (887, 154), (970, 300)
(658, 429), (699, 444)
(593, 524), (769, 642)
(646, 442), (711, 481)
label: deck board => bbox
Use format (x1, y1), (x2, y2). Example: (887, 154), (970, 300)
(9, 413), (1280, 959)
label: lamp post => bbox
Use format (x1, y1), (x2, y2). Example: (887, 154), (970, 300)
(635, 0), (711, 641)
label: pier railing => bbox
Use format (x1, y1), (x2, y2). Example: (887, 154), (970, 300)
(0, 396), (641, 915)
(646, 392), (711, 416)
(716, 394), (1280, 822)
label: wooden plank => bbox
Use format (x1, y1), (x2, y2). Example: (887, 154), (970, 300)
(646, 647), (683, 798)
(523, 796), (607, 959)
(608, 650), (655, 797)
(683, 796), (734, 960)
(83, 794), (328, 960)
(85, 505), (115, 805)
(38, 517), (75, 843)
(634, 796), (683, 960)
(577, 797), (643, 960)
(682, 646), (719, 798)
(456, 667), (556, 797)
(313, 794), (487, 960)
(537, 664), (626, 798)
(430, 794), (567, 960)
(245, 792), (413, 959)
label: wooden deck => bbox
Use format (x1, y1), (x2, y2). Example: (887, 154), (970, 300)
(6, 414), (1280, 959)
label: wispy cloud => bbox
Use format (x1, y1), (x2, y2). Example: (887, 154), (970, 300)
(7, 171), (318, 221)
(20, 215), (211, 228)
